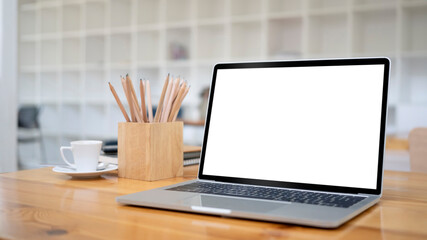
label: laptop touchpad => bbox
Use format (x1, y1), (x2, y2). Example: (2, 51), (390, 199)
(182, 195), (286, 213)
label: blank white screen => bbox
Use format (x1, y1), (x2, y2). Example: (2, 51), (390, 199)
(202, 64), (385, 189)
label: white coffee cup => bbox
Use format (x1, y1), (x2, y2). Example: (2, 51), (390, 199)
(60, 140), (102, 172)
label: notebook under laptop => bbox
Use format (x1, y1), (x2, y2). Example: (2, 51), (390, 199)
(116, 57), (390, 228)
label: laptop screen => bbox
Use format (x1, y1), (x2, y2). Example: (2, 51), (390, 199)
(199, 58), (389, 194)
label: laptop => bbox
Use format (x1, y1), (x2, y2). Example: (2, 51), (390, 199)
(116, 57), (390, 228)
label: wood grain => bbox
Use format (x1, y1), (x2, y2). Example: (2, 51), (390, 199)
(118, 122), (183, 181)
(0, 169), (427, 239)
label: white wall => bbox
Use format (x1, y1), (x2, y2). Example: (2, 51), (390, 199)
(0, 0), (18, 173)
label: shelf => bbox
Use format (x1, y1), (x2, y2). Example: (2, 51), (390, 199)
(86, 36), (105, 66)
(85, 0), (105, 30)
(15, 0), (427, 164)
(62, 31), (84, 39)
(387, 57), (398, 106)
(401, 0), (427, 8)
(19, 42), (37, 67)
(43, 136), (61, 164)
(308, 0), (349, 10)
(165, 0), (192, 23)
(84, 105), (107, 136)
(38, 0), (62, 9)
(137, 30), (160, 62)
(166, 28), (191, 61)
(387, 105), (397, 132)
(197, 0), (226, 20)
(268, 17), (302, 59)
(40, 72), (59, 102)
(110, 0), (132, 28)
(197, 24), (226, 60)
(402, 5), (427, 52)
(231, 21), (262, 58)
(61, 104), (83, 134)
(110, 33), (132, 65)
(107, 105), (126, 137)
(165, 60), (191, 68)
(268, 0), (302, 14)
(396, 104), (427, 134)
(18, 73), (37, 103)
(354, 0), (397, 8)
(308, 14), (348, 55)
(196, 66), (215, 90)
(63, 38), (82, 65)
(40, 6), (59, 34)
(137, 0), (160, 25)
(109, 69), (127, 100)
(20, 66), (38, 73)
(62, 64), (83, 71)
(62, 71), (82, 102)
(137, 67), (161, 94)
(41, 40), (59, 66)
(231, 15), (263, 23)
(400, 57), (427, 104)
(39, 104), (60, 132)
(401, 51), (427, 58)
(231, 0), (262, 17)
(136, 61), (161, 68)
(353, 9), (397, 54)
(85, 70), (107, 102)
(195, 59), (222, 67)
(308, 8), (348, 16)
(63, 4), (81, 32)
(20, 2), (37, 11)
(19, 8), (36, 35)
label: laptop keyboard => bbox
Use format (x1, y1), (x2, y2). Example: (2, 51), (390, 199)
(167, 182), (365, 208)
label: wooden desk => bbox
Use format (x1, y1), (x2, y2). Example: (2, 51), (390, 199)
(1, 167), (426, 239)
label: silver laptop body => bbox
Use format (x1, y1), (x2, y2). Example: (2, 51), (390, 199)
(117, 58), (390, 228)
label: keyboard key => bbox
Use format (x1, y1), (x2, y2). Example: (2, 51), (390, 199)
(167, 182), (365, 208)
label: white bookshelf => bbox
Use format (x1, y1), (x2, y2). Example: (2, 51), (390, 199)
(17, 0), (427, 164)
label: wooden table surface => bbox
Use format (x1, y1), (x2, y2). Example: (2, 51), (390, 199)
(1, 166), (427, 240)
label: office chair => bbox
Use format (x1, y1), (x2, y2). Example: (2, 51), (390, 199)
(17, 105), (46, 168)
(408, 127), (427, 173)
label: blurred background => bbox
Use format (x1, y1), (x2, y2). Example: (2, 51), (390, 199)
(1, 0), (426, 172)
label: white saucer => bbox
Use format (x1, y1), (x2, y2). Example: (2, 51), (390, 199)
(52, 165), (118, 178)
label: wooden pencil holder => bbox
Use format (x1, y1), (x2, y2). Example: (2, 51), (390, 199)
(118, 122), (183, 181)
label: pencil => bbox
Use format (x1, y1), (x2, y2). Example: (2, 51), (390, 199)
(146, 80), (154, 123)
(121, 76), (136, 122)
(168, 81), (187, 122)
(139, 79), (147, 123)
(162, 77), (180, 122)
(108, 82), (130, 122)
(126, 74), (143, 122)
(160, 76), (174, 122)
(170, 77), (182, 106)
(171, 85), (190, 122)
(154, 74), (170, 122)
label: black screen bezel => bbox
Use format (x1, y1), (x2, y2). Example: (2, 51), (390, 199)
(197, 58), (390, 195)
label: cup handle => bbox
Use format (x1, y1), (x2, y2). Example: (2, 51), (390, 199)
(60, 146), (75, 168)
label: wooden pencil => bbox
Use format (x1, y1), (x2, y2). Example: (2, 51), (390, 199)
(126, 74), (143, 122)
(171, 86), (190, 122)
(160, 76), (174, 122)
(167, 81), (187, 122)
(146, 80), (154, 123)
(139, 79), (147, 123)
(121, 76), (136, 122)
(170, 77), (181, 101)
(108, 82), (130, 122)
(162, 77), (180, 122)
(154, 74), (170, 122)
